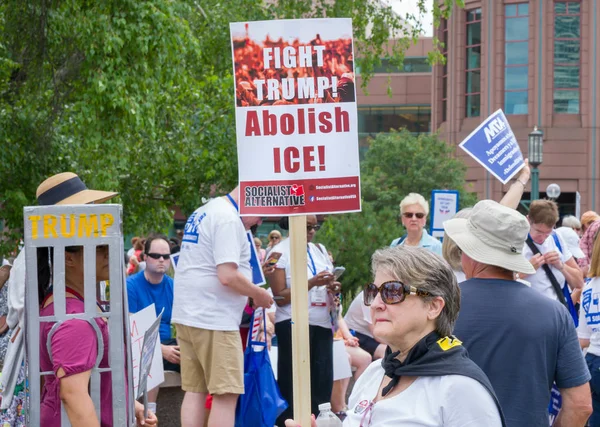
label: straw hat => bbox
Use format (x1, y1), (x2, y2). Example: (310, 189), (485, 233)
(443, 200), (535, 275)
(36, 172), (118, 206)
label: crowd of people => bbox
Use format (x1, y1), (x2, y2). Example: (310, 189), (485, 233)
(2, 162), (600, 427)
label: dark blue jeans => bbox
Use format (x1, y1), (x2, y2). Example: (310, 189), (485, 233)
(586, 352), (600, 426)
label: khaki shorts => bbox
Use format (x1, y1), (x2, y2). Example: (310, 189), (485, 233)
(175, 324), (244, 395)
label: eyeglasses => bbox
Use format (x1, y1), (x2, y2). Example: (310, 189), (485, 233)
(307, 224), (321, 232)
(146, 253), (171, 260)
(402, 212), (425, 219)
(363, 281), (433, 305)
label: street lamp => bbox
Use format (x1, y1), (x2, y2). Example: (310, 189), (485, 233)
(528, 126), (544, 201)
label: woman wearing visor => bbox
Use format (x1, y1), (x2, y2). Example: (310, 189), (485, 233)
(286, 246), (504, 427)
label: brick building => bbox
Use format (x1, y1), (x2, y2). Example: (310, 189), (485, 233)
(431, 0), (599, 214)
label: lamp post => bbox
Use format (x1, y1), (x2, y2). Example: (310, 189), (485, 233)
(528, 126), (544, 201)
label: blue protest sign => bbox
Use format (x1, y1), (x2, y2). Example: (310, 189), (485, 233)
(459, 109), (524, 184)
(430, 190), (459, 238)
(247, 231), (266, 286)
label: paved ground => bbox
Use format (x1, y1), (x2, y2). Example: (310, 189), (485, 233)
(156, 387), (185, 427)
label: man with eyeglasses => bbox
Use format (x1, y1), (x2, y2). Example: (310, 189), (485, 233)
(390, 192), (442, 257)
(522, 200), (584, 302)
(127, 233), (178, 403)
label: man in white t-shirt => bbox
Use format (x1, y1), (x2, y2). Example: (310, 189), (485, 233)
(522, 200), (583, 301)
(172, 186), (273, 427)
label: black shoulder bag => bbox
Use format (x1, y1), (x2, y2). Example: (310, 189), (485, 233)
(525, 236), (567, 307)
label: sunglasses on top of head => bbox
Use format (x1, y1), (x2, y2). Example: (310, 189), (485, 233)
(146, 253), (171, 260)
(363, 281), (434, 306)
(402, 212), (425, 219)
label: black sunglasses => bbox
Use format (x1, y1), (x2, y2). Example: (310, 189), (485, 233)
(363, 281), (433, 305)
(307, 224), (321, 232)
(402, 212), (426, 219)
(146, 253), (171, 260)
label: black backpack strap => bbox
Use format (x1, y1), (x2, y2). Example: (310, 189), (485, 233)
(525, 236), (567, 306)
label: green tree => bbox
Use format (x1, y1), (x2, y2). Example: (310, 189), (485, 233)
(0, 0), (463, 257)
(316, 129), (477, 301)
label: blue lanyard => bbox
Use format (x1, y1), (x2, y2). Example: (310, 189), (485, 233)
(307, 245), (317, 275)
(226, 194), (239, 212)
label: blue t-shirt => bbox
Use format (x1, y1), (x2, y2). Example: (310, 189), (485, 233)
(127, 271), (174, 342)
(453, 278), (590, 427)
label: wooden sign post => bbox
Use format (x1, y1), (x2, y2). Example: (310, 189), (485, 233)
(289, 215), (311, 426)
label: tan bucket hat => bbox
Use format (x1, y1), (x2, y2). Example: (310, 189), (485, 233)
(36, 172), (118, 206)
(443, 200), (535, 275)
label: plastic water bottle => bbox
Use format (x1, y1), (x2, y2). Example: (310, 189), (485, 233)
(316, 402), (343, 426)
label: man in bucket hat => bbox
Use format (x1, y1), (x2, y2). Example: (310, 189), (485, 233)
(444, 200), (591, 427)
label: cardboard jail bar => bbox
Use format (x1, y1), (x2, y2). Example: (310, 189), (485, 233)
(23, 204), (135, 427)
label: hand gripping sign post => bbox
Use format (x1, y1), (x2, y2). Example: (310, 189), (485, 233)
(459, 109), (525, 184)
(23, 204), (135, 427)
(230, 18), (361, 426)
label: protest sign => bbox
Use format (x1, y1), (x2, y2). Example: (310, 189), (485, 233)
(247, 231), (266, 285)
(459, 109), (525, 184)
(130, 304), (164, 398)
(230, 18), (361, 216)
(430, 190), (459, 238)
(136, 308), (163, 400)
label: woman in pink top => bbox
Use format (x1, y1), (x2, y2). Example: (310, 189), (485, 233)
(38, 244), (157, 427)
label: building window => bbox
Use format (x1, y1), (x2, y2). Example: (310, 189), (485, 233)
(441, 18), (448, 122)
(466, 8), (482, 117)
(553, 2), (581, 113)
(355, 57), (431, 75)
(504, 4), (529, 114)
(357, 105), (431, 142)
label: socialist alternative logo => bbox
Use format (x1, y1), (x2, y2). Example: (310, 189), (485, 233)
(244, 184), (306, 208)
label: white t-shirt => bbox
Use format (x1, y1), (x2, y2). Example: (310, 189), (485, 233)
(522, 233), (572, 301)
(273, 239), (333, 329)
(578, 277), (600, 356)
(344, 291), (372, 337)
(345, 361), (502, 427)
(172, 197), (252, 331)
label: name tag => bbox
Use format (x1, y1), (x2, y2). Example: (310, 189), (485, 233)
(310, 286), (327, 307)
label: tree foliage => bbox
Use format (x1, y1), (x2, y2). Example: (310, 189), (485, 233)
(0, 0), (463, 257)
(316, 130), (477, 301)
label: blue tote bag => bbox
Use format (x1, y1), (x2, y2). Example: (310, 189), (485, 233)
(235, 308), (288, 427)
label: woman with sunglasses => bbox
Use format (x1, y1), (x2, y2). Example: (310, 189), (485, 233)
(269, 215), (340, 427)
(37, 244), (157, 427)
(286, 246), (504, 427)
(390, 193), (442, 257)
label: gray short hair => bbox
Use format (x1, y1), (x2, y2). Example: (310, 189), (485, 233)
(371, 246), (460, 336)
(399, 193), (429, 216)
(442, 208), (473, 272)
(562, 215), (581, 229)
